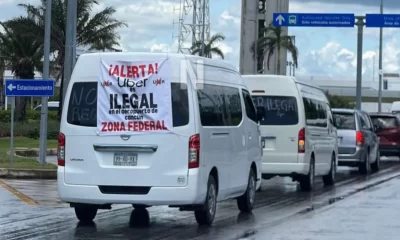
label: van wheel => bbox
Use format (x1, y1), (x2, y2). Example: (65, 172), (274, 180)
(371, 150), (380, 172)
(300, 157), (315, 191)
(74, 205), (98, 223)
(359, 151), (370, 174)
(323, 154), (336, 186)
(194, 175), (217, 225)
(237, 169), (256, 212)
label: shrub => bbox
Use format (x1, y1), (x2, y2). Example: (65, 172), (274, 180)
(0, 110), (58, 122)
(0, 120), (60, 139)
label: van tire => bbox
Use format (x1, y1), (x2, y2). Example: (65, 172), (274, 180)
(323, 154), (336, 186)
(194, 175), (217, 226)
(74, 205), (98, 223)
(300, 157), (315, 191)
(237, 169), (256, 213)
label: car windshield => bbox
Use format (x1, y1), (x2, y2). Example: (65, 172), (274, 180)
(370, 115), (399, 129)
(332, 112), (356, 130)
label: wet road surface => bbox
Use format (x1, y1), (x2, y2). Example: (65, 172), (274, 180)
(1, 161), (400, 240)
(252, 174), (400, 240)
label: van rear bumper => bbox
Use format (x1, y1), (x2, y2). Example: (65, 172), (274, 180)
(261, 162), (309, 177)
(57, 167), (205, 206)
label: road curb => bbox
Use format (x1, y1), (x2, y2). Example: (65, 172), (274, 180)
(0, 168), (57, 179)
(13, 148), (57, 157)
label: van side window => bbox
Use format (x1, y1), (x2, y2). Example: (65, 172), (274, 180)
(66, 82), (189, 127)
(303, 97), (327, 128)
(242, 89), (257, 123)
(197, 84), (243, 126)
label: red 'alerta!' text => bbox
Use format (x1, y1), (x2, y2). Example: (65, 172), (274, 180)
(101, 120), (167, 132)
(108, 63), (158, 78)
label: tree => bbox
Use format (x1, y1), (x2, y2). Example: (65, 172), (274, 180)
(89, 36), (121, 52)
(252, 23), (298, 75)
(190, 33), (225, 59)
(0, 18), (43, 121)
(16, 0), (128, 118)
(325, 91), (355, 109)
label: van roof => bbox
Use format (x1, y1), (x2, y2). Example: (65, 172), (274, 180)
(72, 52), (243, 86)
(242, 74), (323, 91)
(78, 52), (238, 73)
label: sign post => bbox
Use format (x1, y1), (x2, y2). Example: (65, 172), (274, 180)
(5, 79), (55, 167)
(355, 16), (365, 110)
(9, 97), (14, 168)
(366, 13), (400, 111)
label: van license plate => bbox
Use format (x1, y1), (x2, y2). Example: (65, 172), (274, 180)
(113, 153), (137, 166)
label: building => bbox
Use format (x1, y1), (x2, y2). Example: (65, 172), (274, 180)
(239, 0), (289, 75)
(297, 75), (400, 112)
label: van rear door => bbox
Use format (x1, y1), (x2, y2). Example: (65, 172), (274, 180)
(252, 94), (300, 163)
(61, 81), (194, 187)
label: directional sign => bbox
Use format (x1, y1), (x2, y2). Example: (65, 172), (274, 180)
(273, 13), (355, 27)
(366, 14), (400, 28)
(5, 79), (55, 97)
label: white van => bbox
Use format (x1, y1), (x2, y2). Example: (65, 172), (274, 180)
(33, 101), (59, 111)
(242, 75), (338, 191)
(58, 52), (262, 226)
(390, 101), (400, 114)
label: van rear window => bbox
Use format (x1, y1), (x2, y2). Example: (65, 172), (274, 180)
(332, 112), (356, 130)
(252, 95), (298, 125)
(67, 82), (189, 127)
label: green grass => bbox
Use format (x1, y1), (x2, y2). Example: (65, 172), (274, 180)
(0, 137), (57, 169)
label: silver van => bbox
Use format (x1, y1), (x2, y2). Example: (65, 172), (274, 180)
(332, 108), (380, 174)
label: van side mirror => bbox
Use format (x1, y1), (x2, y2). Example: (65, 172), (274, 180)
(256, 106), (265, 122)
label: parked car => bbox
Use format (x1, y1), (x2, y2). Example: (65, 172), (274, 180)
(369, 112), (400, 158)
(33, 101), (59, 111)
(58, 52), (263, 225)
(243, 74), (338, 191)
(332, 109), (380, 174)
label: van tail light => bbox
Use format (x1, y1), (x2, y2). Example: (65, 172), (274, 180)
(298, 128), (305, 153)
(189, 134), (200, 169)
(356, 131), (364, 145)
(58, 132), (65, 166)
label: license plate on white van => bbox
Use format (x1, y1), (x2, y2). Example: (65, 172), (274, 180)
(113, 153), (138, 166)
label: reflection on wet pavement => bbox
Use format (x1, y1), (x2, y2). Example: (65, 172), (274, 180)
(253, 177), (400, 240)
(0, 162), (399, 240)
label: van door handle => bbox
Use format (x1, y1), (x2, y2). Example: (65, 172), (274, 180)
(261, 136), (276, 140)
(93, 144), (158, 152)
(212, 132), (229, 136)
(311, 133), (320, 137)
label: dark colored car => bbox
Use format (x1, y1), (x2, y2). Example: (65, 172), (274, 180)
(369, 112), (400, 157)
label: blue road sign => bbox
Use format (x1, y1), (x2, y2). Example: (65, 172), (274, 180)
(366, 14), (400, 28)
(5, 79), (55, 97)
(273, 13), (355, 27)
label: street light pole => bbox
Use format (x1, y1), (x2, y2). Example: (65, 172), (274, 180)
(200, 0), (206, 57)
(378, 0), (383, 112)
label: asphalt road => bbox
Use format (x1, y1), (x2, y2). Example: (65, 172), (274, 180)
(1, 161), (400, 240)
(252, 174), (400, 240)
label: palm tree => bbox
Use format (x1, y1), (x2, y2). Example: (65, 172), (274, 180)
(252, 23), (298, 75)
(0, 18), (43, 121)
(15, 0), (128, 118)
(89, 37), (121, 52)
(190, 33), (225, 59)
